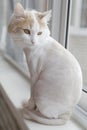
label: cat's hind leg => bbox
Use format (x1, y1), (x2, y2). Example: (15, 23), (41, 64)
(58, 111), (72, 121)
(20, 107), (71, 125)
(36, 99), (72, 120)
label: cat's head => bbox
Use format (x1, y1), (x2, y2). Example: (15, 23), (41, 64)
(8, 3), (51, 49)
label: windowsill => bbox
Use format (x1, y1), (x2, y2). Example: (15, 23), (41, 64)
(0, 52), (85, 130)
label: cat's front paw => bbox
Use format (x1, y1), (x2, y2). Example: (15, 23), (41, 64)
(22, 98), (36, 110)
(28, 98), (36, 110)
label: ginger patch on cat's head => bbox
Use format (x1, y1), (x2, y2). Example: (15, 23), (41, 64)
(8, 3), (52, 33)
(8, 6), (35, 33)
(8, 3), (34, 33)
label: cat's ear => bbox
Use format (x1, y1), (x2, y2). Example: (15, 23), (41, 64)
(38, 10), (52, 23)
(14, 3), (25, 18)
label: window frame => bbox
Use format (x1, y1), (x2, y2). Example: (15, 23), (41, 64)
(50, 0), (70, 47)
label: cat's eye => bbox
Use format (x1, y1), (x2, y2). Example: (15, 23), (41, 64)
(24, 29), (30, 34)
(37, 32), (42, 35)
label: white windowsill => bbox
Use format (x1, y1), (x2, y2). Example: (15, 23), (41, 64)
(0, 52), (85, 130)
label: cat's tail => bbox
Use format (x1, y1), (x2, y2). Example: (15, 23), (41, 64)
(21, 108), (68, 125)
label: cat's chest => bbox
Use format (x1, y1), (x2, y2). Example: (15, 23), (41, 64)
(27, 46), (46, 75)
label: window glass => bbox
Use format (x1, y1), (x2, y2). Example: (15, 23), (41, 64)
(81, 0), (87, 27)
(69, 0), (87, 112)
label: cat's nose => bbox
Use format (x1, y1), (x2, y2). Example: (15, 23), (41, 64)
(31, 40), (35, 44)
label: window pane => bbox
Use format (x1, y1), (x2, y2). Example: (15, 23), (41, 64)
(80, 0), (87, 27)
(69, 0), (87, 112)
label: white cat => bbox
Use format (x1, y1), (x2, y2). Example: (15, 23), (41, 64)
(8, 3), (82, 125)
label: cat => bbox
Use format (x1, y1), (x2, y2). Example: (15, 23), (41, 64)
(8, 3), (83, 125)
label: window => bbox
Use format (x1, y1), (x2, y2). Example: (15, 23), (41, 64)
(68, 0), (87, 128)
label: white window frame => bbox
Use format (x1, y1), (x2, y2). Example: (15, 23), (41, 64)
(0, 0), (7, 50)
(50, 0), (70, 47)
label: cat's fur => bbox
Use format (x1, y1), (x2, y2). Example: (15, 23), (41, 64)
(8, 3), (82, 125)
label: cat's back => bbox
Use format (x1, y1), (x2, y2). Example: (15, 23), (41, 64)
(45, 36), (81, 73)
(42, 37), (82, 92)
